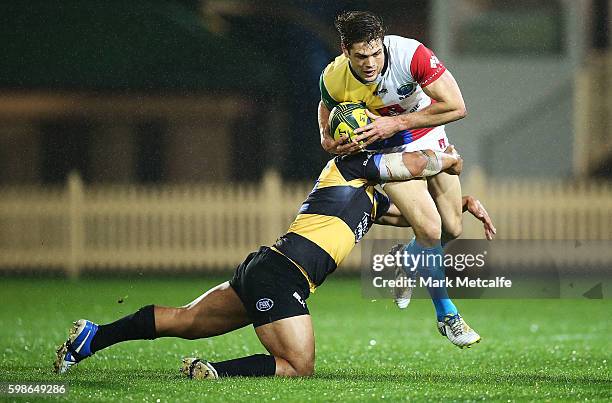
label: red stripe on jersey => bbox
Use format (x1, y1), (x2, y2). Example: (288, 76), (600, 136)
(409, 98), (437, 142)
(410, 127), (435, 141)
(410, 44), (446, 87)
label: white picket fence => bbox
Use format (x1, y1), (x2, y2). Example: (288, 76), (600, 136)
(0, 170), (611, 276)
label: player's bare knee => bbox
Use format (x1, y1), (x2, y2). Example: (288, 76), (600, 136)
(442, 212), (463, 240)
(285, 349), (315, 377)
(291, 358), (315, 377)
(274, 357), (312, 377)
(444, 221), (463, 240)
(414, 221), (442, 243)
(296, 364), (315, 377)
(276, 362), (298, 377)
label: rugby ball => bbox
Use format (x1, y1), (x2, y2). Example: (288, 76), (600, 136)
(328, 102), (371, 142)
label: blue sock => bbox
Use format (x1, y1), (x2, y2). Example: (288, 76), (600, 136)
(403, 238), (458, 321)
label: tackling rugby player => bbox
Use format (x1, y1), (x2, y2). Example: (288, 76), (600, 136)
(54, 148), (493, 379)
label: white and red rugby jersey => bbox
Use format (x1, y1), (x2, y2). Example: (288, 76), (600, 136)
(320, 35), (447, 150)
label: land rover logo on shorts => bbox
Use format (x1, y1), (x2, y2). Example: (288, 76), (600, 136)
(256, 298), (274, 311)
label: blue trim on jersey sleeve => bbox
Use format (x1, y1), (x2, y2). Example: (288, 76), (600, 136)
(373, 153), (383, 170)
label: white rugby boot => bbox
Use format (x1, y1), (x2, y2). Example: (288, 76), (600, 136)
(388, 243), (416, 309)
(437, 313), (481, 348)
(180, 357), (219, 380)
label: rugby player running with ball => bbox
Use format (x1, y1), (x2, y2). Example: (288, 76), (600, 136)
(318, 11), (487, 347)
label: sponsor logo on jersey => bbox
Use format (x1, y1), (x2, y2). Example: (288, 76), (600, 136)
(430, 55), (440, 69)
(256, 298), (274, 312)
(355, 212), (373, 242)
(292, 292), (306, 308)
(408, 102), (420, 113)
(397, 82), (417, 99)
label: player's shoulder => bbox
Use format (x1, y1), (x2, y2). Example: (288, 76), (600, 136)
(316, 155), (366, 185)
(320, 54), (351, 109)
(322, 53), (349, 79)
(334, 154), (371, 183)
(384, 35), (423, 58)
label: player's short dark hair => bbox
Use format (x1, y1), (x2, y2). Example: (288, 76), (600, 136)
(334, 11), (386, 50)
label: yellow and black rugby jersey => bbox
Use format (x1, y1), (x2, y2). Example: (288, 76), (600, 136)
(274, 153), (390, 289)
(320, 35), (447, 149)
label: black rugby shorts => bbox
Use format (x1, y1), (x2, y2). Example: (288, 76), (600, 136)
(229, 246), (311, 327)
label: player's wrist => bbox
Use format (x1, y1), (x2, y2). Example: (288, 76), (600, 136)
(394, 115), (412, 132)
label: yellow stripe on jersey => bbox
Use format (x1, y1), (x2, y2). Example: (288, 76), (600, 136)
(270, 246), (318, 292)
(365, 185), (376, 209)
(274, 154), (390, 288)
(320, 54), (385, 111)
(287, 213), (356, 267)
(316, 159), (367, 189)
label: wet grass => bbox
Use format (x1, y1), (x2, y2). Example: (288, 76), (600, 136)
(0, 277), (610, 401)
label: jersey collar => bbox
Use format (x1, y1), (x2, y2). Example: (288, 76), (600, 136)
(348, 44), (389, 86)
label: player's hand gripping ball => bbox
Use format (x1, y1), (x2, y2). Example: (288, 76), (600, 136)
(328, 102), (371, 143)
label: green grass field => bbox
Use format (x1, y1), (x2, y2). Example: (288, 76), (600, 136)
(0, 276), (610, 402)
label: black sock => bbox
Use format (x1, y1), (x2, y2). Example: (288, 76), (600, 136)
(210, 354), (276, 377)
(90, 305), (156, 353)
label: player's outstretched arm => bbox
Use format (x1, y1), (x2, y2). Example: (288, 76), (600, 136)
(375, 145), (462, 182)
(376, 195), (496, 240)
